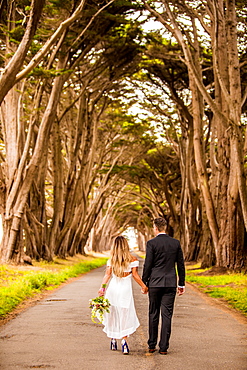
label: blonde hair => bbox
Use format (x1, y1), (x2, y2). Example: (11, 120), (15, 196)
(110, 236), (133, 278)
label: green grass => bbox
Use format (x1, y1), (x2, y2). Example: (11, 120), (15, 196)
(186, 266), (247, 317)
(0, 257), (107, 318)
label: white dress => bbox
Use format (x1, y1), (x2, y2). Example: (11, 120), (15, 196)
(103, 260), (140, 339)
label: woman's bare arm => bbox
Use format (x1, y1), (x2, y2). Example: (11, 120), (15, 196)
(132, 267), (148, 293)
(98, 266), (112, 296)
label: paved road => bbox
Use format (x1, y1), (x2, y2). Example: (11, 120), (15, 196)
(0, 258), (247, 370)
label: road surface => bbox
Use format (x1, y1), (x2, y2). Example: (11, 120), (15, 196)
(0, 257), (247, 369)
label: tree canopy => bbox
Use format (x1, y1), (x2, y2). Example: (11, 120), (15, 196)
(0, 0), (246, 271)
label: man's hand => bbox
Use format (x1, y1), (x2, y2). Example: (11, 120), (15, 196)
(177, 287), (185, 295)
(141, 286), (148, 294)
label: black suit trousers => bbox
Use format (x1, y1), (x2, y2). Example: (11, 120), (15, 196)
(148, 287), (176, 351)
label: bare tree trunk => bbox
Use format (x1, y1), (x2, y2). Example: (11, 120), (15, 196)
(48, 120), (64, 256)
(1, 57), (67, 262)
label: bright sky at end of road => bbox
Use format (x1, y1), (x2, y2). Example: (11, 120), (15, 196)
(123, 227), (138, 250)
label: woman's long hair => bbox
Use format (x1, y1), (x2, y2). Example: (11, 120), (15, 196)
(110, 236), (133, 278)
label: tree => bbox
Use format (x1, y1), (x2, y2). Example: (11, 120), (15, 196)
(143, 0), (247, 269)
(0, 0), (141, 262)
(1, 0), (246, 271)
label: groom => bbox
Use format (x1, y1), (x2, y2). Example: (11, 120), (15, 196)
(142, 217), (185, 354)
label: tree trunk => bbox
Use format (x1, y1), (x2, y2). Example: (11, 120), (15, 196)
(0, 57), (67, 262)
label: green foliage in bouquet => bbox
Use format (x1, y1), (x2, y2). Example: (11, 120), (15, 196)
(89, 296), (111, 324)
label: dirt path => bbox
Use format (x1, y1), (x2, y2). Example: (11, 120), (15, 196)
(0, 258), (246, 369)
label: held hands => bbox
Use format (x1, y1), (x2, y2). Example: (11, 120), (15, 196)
(141, 286), (148, 294)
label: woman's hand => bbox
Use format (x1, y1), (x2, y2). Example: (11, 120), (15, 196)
(98, 288), (106, 296)
(141, 286), (148, 294)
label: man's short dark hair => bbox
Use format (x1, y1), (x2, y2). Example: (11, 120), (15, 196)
(153, 217), (167, 231)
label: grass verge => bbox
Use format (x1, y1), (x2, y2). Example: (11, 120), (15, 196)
(186, 264), (247, 317)
(0, 256), (107, 318)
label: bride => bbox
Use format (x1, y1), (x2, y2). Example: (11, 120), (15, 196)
(98, 236), (148, 354)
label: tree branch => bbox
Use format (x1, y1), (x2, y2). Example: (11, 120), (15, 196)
(0, 0), (45, 105)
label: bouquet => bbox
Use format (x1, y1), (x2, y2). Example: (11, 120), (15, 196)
(89, 296), (111, 324)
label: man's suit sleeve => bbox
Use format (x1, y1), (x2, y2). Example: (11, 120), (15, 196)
(142, 241), (154, 286)
(177, 243), (185, 286)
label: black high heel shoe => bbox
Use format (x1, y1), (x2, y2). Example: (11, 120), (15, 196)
(110, 338), (117, 351)
(121, 339), (129, 355)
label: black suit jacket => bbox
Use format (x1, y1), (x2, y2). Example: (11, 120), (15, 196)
(142, 234), (185, 288)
